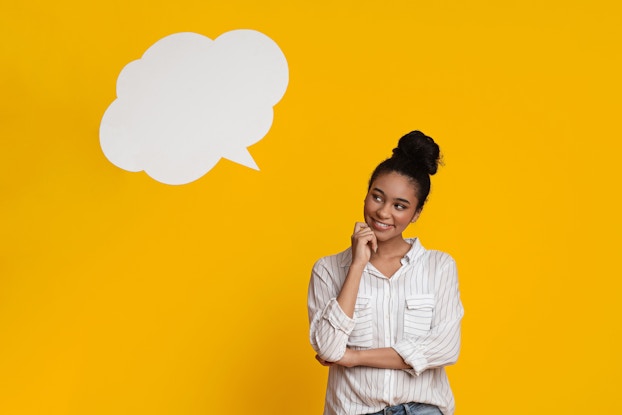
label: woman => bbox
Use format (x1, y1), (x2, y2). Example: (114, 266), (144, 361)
(308, 131), (463, 415)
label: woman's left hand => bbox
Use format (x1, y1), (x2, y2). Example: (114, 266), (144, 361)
(315, 354), (334, 366)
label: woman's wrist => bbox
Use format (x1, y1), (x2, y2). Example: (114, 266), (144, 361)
(348, 261), (366, 275)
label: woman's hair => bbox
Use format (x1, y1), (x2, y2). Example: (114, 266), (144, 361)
(368, 130), (441, 211)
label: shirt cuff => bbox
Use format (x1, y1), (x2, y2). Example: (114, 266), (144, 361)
(392, 340), (428, 376)
(322, 298), (356, 334)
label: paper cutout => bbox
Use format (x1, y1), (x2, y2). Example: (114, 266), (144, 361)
(100, 30), (289, 185)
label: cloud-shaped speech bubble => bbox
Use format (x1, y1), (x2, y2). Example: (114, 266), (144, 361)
(99, 30), (288, 185)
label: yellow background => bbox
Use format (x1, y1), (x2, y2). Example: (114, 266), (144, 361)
(2, 1), (621, 414)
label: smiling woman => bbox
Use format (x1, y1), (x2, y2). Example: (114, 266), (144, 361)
(308, 131), (463, 415)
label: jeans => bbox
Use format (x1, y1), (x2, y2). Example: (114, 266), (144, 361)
(365, 402), (443, 415)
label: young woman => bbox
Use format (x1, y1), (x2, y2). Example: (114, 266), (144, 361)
(308, 131), (463, 415)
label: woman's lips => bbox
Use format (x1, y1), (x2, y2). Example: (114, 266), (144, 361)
(371, 219), (393, 231)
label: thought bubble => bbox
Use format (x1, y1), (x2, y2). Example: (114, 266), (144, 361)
(99, 30), (289, 185)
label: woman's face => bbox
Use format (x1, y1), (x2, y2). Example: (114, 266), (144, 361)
(363, 171), (421, 243)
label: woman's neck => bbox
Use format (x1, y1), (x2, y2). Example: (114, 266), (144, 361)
(372, 236), (411, 260)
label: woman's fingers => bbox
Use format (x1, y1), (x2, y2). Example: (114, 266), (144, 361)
(353, 221), (368, 234)
(353, 222), (374, 238)
(351, 222), (377, 265)
(370, 234), (378, 253)
(353, 223), (377, 253)
(315, 354), (334, 367)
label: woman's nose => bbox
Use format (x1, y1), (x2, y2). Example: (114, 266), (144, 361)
(377, 204), (390, 218)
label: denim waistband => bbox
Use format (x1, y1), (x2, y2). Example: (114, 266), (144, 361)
(366, 402), (441, 415)
(366, 403), (411, 415)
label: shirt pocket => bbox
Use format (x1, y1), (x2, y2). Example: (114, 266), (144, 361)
(404, 294), (435, 337)
(347, 296), (373, 348)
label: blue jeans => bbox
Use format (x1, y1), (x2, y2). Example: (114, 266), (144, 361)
(365, 402), (443, 415)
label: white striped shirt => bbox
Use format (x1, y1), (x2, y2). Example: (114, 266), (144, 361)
(308, 238), (463, 415)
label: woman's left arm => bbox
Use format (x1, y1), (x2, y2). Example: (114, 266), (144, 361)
(391, 256), (463, 375)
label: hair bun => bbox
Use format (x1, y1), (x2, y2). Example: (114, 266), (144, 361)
(392, 130), (441, 175)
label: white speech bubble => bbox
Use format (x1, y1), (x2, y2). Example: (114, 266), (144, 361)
(99, 30), (289, 185)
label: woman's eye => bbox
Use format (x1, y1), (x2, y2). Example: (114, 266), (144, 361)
(395, 204), (406, 210)
(373, 195), (382, 202)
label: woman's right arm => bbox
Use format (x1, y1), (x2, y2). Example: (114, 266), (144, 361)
(308, 223), (376, 362)
(337, 222), (376, 316)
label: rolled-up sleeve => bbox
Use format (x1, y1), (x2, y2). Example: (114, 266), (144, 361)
(393, 256), (464, 376)
(308, 258), (354, 362)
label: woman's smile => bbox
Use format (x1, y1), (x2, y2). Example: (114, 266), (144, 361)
(370, 219), (394, 231)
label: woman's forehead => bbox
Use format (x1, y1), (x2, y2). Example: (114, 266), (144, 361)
(370, 172), (419, 200)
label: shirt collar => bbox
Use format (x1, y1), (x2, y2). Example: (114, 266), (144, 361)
(339, 237), (425, 267)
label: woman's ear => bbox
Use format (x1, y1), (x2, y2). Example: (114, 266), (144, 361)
(411, 210), (422, 223)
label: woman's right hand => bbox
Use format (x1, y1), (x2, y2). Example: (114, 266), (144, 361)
(351, 222), (377, 267)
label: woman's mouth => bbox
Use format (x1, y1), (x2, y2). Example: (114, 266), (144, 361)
(371, 219), (393, 231)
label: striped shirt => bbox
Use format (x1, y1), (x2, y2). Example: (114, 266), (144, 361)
(308, 238), (463, 415)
